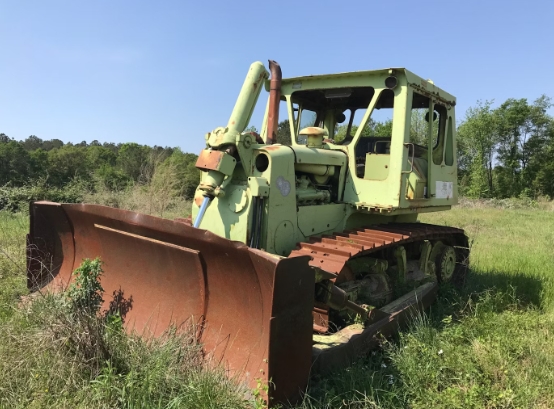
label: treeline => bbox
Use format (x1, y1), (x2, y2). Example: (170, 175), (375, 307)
(1, 93), (553, 209)
(457, 95), (554, 199)
(0, 134), (199, 199)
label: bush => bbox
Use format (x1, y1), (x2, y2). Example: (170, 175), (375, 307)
(456, 196), (553, 211)
(0, 179), (88, 212)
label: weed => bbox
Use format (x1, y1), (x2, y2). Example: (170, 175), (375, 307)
(0, 237), (253, 409)
(67, 258), (105, 313)
(252, 377), (271, 409)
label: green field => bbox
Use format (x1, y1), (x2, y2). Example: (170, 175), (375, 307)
(1, 201), (553, 408)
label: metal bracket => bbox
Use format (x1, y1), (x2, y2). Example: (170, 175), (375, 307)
(248, 177), (270, 197)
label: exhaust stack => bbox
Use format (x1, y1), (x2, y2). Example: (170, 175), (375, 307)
(266, 60), (282, 145)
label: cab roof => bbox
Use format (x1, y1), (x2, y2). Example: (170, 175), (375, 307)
(266, 67), (456, 106)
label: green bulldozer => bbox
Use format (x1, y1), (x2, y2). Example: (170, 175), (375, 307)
(27, 60), (469, 406)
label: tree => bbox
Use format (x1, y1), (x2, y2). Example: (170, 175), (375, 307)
(47, 145), (90, 187)
(165, 148), (200, 199)
(23, 135), (44, 151)
(117, 143), (150, 182)
(29, 149), (49, 180)
(0, 141), (31, 185)
(276, 120), (292, 145)
(244, 125), (258, 134)
(494, 98), (531, 197)
(334, 118), (391, 143)
(41, 139), (64, 151)
(146, 160), (182, 216)
(375, 119), (393, 137)
(102, 142), (119, 153)
(96, 164), (131, 190)
(410, 109), (428, 144)
(457, 100), (498, 198)
(528, 119), (554, 197)
(456, 95), (553, 199)
(493, 96), (553, 197)
(516, 95), (553, 197)
(87, 145), (117, 170)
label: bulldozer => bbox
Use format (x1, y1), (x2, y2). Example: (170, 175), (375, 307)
(27, 60), (469, 407)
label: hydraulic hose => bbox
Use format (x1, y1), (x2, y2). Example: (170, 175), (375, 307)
(249, 197), (265, 249)
(193, 196), (211, 228)
(255, 197), (264, 249)
(249, 197), (258, 247)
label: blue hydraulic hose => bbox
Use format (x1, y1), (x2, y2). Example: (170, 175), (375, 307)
(193, 196), (210, 228)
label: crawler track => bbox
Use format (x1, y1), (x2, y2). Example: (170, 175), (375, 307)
(288, 223), (469, 376)
(290, 222), (469, 277)
(290, 222), (469, 333)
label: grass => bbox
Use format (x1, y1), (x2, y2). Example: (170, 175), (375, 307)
(294, 203), (554, 408)
(1, 199), (554, 408)
(81, 183), (192, 221)
(0, 211), (252, 409)
(0, 211), (27, 321)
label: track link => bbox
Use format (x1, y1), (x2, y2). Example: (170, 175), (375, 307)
(290, 222), (468, 276)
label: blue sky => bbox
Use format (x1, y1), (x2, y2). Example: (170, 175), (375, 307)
(1, 0), (552, 154)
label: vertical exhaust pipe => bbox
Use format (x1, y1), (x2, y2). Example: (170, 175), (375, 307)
(266, 60), (282, 145)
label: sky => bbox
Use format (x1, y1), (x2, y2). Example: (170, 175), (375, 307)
(1, 0), (553, 155)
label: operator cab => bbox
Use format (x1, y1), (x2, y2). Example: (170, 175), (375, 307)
(265, 67), (457, 210)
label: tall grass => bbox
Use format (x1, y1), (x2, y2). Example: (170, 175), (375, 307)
(2, 199), (554, 408)
(0, 211), (27, 321)
(0, 292), (251, 409)
(1, 153), (194, 220)
(295, 203), (554, 408)
(82, 156), (192, 220)
(0, 207), (252, 408)
(81, 183), (191, 221)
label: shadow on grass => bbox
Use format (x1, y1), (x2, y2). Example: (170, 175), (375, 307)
(294, 268), (545, 408)
(428, 266), (545, 324)
(463, 267), (544, 307)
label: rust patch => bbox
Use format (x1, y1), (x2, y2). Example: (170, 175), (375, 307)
(195, 150), (224, 171)
(251, 72), (266, 91)
(312, 305), (329, 333)
(27, 202), (314, 407)
(266, 60), (282, 145)
(174, 216), (192, 225)
(243, 131), (264, 144)
(291, 223), (467, 276)
(300, 126), (327, 136)
(407, 199), (428, 209)
(290, 223), (468, 332)
(194, 195), (204, 207)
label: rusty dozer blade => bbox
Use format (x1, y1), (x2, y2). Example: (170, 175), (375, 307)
(26, 201), (314, 404)
(26, 201), (446, 407)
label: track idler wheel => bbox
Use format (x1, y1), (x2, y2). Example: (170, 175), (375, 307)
(434, 244), (456, 282)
